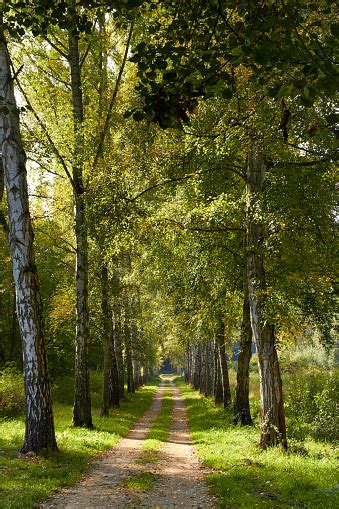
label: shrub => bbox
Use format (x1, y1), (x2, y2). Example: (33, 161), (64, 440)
(285, 368), (337, 442)
(0, 362), (25, 418)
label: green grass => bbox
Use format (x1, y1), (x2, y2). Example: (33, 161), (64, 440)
(0, 374), (160, 509)
(123, 471), (157, 492)
(137, 377), (174, 464)
(175, 377), (338, 509)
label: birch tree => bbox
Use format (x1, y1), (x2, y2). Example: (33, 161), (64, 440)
(0, 20), (57, 453)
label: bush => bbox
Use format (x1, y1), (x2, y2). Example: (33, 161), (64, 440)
(285, 368), (337, 442)
(0, 362), (25, 418)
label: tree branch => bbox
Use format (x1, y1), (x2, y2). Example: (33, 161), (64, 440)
(43, 35), (69, 60)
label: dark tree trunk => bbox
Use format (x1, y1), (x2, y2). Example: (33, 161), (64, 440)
(68, 16), (92, 428)
(216, 320), (232, 408)
(100, 261), (119, 416)
(114, 309), (125, 399)
(193, 344), (201, 391)
(246, 145), (287, 449)
(206, 341), (215, 397)
(214, 339), (223, 405)
(125, 320), (135, 394)
(109, 348), (120, 407)
(0, 27), (57, 452)
(185, 345), (190, 383)
(234, 290), (253, 425)
(199, 343), (207, 396)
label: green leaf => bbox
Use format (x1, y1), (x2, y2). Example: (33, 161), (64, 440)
(277, 84), (293, 100)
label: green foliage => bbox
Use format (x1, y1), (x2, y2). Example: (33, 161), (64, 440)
(0, 376), (159, 508)
(285, 369), (337, 442)
(0, 364), (25, 418)
(176, 377), (338, 508)
(132, 1), (338, 126)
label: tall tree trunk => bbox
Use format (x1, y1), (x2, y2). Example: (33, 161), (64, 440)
(185, 345), (190, 383)
(114, 300), (125, 399)
(199, 343), (207, 396)
(234, 289), (253, 425)
(100, 261), (119, 415)
(214, 339), (223, 405)
(0, 29), (57, 453)
(193, 344), (201, 391)
(68, 6), (92, 427)
(246, 145), (287, 449)
(206, 340), (215, 397)
(125, 319), (135, 393)
(216, 319), (232, 408)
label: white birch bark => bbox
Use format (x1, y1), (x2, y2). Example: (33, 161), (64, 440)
(0, 29), (57, 452)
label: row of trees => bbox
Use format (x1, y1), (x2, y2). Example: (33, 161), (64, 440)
(0, 0), (337, 452)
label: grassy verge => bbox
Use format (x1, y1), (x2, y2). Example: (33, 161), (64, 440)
(0, 374), (160, 509)
(175, 377), (337, 508)
(137, 376), (174, 464)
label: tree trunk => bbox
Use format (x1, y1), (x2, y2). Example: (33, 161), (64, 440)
(114, 302), (125, 399)
(68, 8), (92, 428)
(246, 145), (287, 449)
(185, 345), (190, 383)
(125, 320), (135, 393)
(214, 339), (223, 405)
(216, 320), (232, 408)
(234, 289), (253, 425)
(100, 261), (119, 415)
(0, 29), (57, 453)
(193, 344), (201, 391)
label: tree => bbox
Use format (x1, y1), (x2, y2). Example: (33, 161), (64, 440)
(0, 18), (57, 453)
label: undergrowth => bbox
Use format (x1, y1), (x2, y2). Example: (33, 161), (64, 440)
(0, 373), (159, 509)
(175, 377), (337, 508)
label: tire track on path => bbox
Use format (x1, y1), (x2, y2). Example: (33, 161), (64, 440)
(43, 379), (216, 508)
(140, 380), (216, 508)
(43, 381), (166, 508)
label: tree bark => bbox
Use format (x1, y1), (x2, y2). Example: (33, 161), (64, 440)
(214, 339), (223, 405)
(192, 344), (201, 391)
(68, 5), (92, 427)
(234, 289), (253, 425)
(100, 261), (119, 415)
(246, 145), (287, 449)
(125, 319), (135, 393)
(0, 29), (57, 452)
(216, 319), (232, 408)
(114, 300), (125, 399)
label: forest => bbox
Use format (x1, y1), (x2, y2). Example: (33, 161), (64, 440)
(0, 1), (337, 507)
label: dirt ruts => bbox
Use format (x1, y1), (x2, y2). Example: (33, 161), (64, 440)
(43, 379), (216, 508)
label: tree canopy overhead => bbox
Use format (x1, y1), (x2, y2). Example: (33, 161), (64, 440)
(128, 0), (338, 127)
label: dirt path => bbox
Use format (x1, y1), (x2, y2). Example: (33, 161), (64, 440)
(43, 380), (216, 508)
